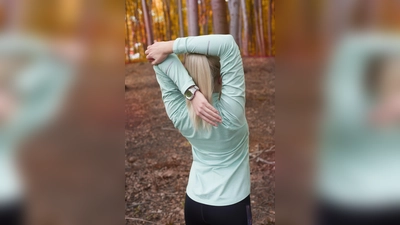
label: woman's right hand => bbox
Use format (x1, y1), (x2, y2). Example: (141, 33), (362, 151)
(145, 41), (174, 65)
(191, 91), (222, 127)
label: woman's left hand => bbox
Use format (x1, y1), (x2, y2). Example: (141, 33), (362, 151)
(191, 91), (222, 127)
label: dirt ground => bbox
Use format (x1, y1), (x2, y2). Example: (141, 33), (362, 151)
(125, 57), (275, 225)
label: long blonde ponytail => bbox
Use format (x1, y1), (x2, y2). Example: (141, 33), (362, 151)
(184, 54), (220, 131)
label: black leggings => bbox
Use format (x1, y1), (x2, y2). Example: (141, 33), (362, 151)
(0, 202), (23, 225)
(184, 194), (252, 225)
(317, 200), (400, 225)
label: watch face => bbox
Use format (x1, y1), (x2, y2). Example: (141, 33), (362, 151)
(185, 90), (193, 98)
(185, 86), (198, 100)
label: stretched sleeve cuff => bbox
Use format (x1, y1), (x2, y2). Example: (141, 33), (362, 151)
(173, 37), (187, 54)
(180, 79), (195, 95)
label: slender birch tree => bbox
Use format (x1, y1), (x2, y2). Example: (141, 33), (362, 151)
(267, 0), (273, 56)
(186, 0), (199, 36)
(211, 0), (228, 34)
(141, 0), (154, 46)
(177, 0), (184, 37)
(228, 0), (240, 45)
(240, 0), (249, 56)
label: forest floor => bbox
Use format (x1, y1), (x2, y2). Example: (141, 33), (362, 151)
(125, 57), (275, 225)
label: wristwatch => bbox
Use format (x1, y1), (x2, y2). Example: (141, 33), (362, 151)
(184, 85), (199, 101)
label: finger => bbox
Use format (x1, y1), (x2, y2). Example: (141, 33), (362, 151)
(205, 103), (219, 114)
(209, 108), (222, 122)
(145, 49), (149, 55)
(204, 104), (222, 121)
(197, 108), (217, 126)
(199, 110), (219, 125)
(146, 55), (155, 64)
(199, 114), (217, 126)
(203, 107), (221, 122)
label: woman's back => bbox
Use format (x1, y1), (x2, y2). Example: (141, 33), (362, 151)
(152, 35), (251, 206)
(180, 92), (250, 206)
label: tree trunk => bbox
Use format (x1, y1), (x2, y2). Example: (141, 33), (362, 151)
(125, 9), (131, 62)
(141, 0), (154, 45)
(177, 0), (184, 37)
(228, 0), (240, 45)
(238, 5), (242, 49)
(267, 0), (273, 56)
(240, 0), (249, 56)
(4, 0), (23, 28)
(133, 0), (144, 53)
(253, 0), (262, 55)
(186, 0), (199, 36)
(211, 0), (229, 34)
(201, 0), (209, 34)
(258, 0), (266, 56)
(163, 0), (172, 40)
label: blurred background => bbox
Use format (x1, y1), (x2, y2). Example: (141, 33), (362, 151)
(277, 0), (400, 225)
(0, 0), (124, 225)
(125, 0), (275, 62)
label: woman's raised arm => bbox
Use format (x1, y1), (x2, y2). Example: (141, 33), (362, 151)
(152, 54), (222, 127)
(146, 35), (245, 126)
(174, 35), (246, 126)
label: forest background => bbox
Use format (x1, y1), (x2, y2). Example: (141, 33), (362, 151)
(125, 0), (275, 62)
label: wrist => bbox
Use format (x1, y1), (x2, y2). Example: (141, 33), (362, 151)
(166, 40), (174, 54)
(185, 85), (199, 101)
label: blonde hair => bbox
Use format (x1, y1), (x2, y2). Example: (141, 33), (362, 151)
(184, 54), (220, 131)
(378, 56), (400, 98)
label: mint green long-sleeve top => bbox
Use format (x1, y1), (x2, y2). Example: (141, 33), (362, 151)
(153, 35), (250, 206)
(0, 34), (73, 206)
(318, 33), (400, 208)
